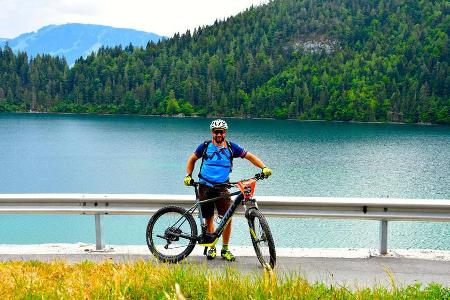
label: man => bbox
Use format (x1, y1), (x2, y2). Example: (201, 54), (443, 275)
(184, 119), (272, 261)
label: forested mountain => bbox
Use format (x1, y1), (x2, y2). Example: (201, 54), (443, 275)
(1, 24), (163, 65)
(0, 0), (449, 123)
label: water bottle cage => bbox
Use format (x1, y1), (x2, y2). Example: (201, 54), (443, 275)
(214, 215), (223, 224)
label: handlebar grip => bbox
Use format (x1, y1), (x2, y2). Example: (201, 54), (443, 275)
(254, 172), (267, 180)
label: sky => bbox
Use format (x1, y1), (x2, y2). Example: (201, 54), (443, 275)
(0, 0), (268, 39)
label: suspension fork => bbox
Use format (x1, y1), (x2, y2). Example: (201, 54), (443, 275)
(244, 199), (259, 239)
(244, 199), (258, 217)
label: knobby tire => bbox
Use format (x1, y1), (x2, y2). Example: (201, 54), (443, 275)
(146, 206), (197, 263)
(247, 208), (276, 269)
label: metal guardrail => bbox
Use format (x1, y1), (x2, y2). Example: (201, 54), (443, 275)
(1, 194), (449, 253)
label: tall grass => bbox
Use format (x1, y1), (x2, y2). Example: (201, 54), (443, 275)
(0, 260), (448, 299)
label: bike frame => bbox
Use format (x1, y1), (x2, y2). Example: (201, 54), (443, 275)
(176, 183), (258, 248)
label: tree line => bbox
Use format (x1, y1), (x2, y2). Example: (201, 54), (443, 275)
(0, 0), (448, 123)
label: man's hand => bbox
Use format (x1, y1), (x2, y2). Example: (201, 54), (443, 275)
(184, 174), (193, 186)
(262, 167), (272, 177)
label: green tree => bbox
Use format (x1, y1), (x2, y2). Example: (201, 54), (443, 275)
(181, 102), (194, 115)
(165, 90), (180, 115)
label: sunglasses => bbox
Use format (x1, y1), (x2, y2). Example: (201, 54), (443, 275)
(213, 130), (226, 135)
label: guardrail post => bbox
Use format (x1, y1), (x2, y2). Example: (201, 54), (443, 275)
(379, 220), (388, 254)
(95, 214), (104, 250)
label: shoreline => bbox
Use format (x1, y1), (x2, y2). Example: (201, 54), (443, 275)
(1, 243), (450, 261)
(0, 111), (443, 126)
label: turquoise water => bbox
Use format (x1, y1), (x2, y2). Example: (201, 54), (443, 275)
(0, 113), (449, 249)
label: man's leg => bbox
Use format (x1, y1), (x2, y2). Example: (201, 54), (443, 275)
(199, 185), (218, 259)
(216, 192), (235, 261)
(205, 216), (217, 259)
(216, 189), (232, 244)
(222, 219), (232, 244)
(199, 185), (215, 234)
(206, 216), (214, 233)
(221, 219), (235, 261)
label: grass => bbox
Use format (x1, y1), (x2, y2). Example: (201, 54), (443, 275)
(0, 260), (449, 299)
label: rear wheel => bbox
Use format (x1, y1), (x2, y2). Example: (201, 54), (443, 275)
(247, 208), (276, 269)
(146, 206), (197, 263)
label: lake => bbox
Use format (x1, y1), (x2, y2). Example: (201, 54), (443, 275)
(0, 113), (449, 249)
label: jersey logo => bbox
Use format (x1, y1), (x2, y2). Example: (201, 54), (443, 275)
(204, 147), (231, 161)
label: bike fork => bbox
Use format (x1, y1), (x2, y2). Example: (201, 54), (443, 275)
(245, 204), (259, 239)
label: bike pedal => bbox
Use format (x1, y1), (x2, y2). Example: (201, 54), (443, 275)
(207, 247), (217, 260)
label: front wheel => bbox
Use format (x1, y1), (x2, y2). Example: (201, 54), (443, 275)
(146, 206), (198, 263)
(247, 208), (276, 269)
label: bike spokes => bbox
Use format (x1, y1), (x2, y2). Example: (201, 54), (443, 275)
(147, 206), (197, 262)
(248, 209), (276, 269)
(153, 214), (191, 251)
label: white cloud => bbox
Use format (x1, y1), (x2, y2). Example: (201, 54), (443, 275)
(0, 0), (267, 38)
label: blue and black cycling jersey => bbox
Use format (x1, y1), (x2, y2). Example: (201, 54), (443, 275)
(194, 141), (247, 186)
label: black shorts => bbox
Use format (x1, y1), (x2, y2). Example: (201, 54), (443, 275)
(198, 184), (231, 219)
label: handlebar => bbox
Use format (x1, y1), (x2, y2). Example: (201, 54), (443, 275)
(189, 172), (269, 188)
(229, 172), (269, 184)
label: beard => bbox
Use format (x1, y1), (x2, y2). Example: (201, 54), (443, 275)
(213, 135), (224, 144)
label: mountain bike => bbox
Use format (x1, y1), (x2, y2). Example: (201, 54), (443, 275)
(146, 173), (276, 269)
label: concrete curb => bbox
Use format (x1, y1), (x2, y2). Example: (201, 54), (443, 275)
(1, 243), (450, 261)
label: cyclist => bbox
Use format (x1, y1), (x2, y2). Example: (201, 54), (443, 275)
(184, 119), (272, 261)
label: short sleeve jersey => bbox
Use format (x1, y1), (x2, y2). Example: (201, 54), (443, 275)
(194, 141), (247, 185)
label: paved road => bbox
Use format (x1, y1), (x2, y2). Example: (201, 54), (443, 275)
(1, 252), (449, 288)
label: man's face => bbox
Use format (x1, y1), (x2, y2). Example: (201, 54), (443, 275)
(212, 129), (226, 144)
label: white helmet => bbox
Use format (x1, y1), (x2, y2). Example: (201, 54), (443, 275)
(210, 119), (228, 131)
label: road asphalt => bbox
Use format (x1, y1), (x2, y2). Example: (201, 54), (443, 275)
(0, 244), (449, 288)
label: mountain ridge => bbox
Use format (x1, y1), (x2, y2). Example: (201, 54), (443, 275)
(2, 23), (164, 64)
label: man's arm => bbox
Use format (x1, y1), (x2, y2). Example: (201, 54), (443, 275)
(186, 153), (199, 175)
(184, 153), (199, 186)
(244, 152), (266, 169)
(244, 152), (272, 176)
